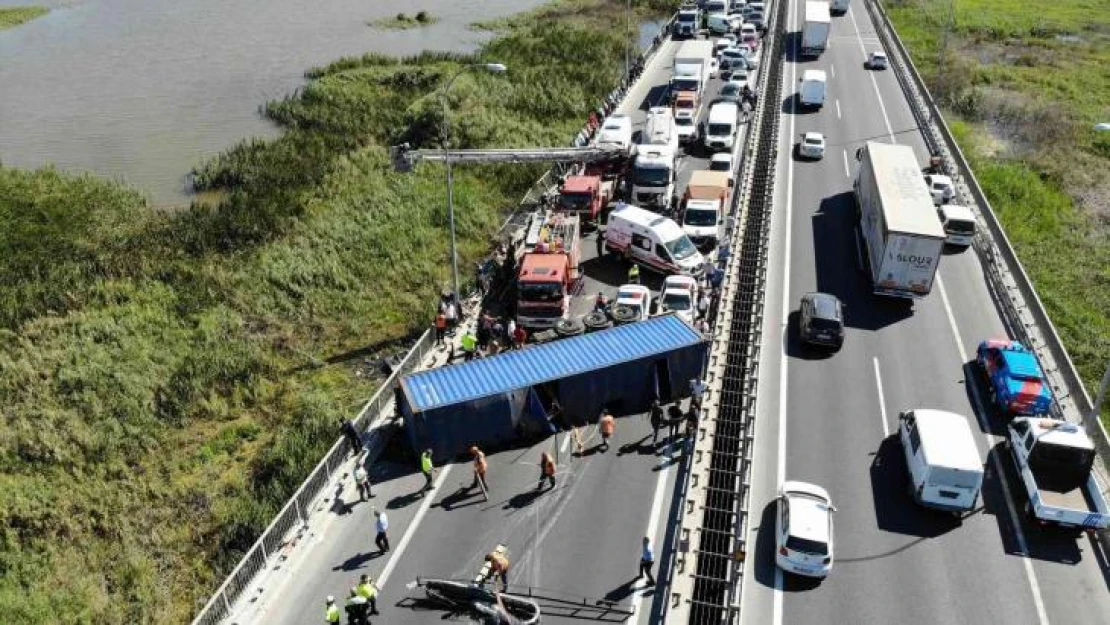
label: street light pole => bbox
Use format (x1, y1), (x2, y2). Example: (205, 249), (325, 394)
(437, 62), (507, 300)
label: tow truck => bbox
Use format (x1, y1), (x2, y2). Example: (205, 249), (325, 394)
(1007, 418), (1110, 531)
(976, 339), (1054, 417)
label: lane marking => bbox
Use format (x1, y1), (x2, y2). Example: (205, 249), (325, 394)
(872, 357), (889, 436)
(842, 149), (850, 178)
(377, 465), (452, 589)
(830, 63), (836, 78)
(836, 98), (842, 119)
(774, 0), (801, 622)
(560, 431), (571, 454)
(630, 443), (674, 618)
(847, 6), (895, 142)
(936, 276), (1050, 625)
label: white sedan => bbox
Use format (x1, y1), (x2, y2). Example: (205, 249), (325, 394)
(797, 132), (826, 160)
(776, 481), (836, 578)
(658, 275), (699, 325)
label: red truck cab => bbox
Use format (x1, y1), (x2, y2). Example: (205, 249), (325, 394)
(557, 175), (609, 223)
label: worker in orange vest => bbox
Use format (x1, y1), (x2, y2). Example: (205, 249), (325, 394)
(485, 551), (510, 591)
(599, 409), (616, 452)
(537, 451), (556, 491)
(470, 446), (489, 492)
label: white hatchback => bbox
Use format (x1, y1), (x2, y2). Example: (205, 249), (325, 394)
(866, 50), (889, 70)
(659, 275), (699, 324)
(776, 481), (836, 578)
(797, 132), (826, 160)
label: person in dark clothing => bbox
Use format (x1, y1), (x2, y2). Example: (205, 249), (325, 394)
(340, 419), (362, 454)
(345, 588), (369, 625)
(649, 400), (665, 445)
(596, 229), (605, 257)
(667, 404), (684, 442)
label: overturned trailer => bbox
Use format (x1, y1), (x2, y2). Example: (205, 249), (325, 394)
(399, 314), (708, 461)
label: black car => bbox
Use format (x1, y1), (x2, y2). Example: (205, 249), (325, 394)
(799, 292), (844, 349)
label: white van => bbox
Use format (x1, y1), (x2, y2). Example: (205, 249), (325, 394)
(704, 101), (740, 152)
(898, 409), (984, 514)
(937, 204), (976, 247)
(595, 114), (633, 152)
(798, 69), (827, 109)
(605, 203), (705, 277)
(644, 107), (679, 152)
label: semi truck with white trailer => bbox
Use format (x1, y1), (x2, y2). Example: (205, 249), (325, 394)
(801, 1), (831, 57)
(854, 142), (946, 299)
(1007, 418), (1110, 532)
(671, 40), (715, 97)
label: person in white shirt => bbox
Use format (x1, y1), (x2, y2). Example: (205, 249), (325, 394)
(373, 508), (390, 553)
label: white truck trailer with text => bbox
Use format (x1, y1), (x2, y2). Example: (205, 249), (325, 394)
(854, 142), (946, 298)
(801, 1), (831, 57)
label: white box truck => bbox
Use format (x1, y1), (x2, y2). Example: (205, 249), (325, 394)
(898, 409), (984, 514)
(798, 69), (827, 109)
(854, 142), (946, 298)
(672, 40), (715, 97)
(801, 1), (831, 57)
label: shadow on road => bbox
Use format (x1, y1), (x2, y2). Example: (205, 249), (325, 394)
(811, 192), (913, 332)
(962, 360), (1010, 437)
(869, 435), (961, 538)
(985, 442), (1084, 566)
(436, 486), (486, 512)
(331, 550), (383, 572)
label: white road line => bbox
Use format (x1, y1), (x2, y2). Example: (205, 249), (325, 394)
(847, 6), (895, 142)
(872, 357), (889, 436)
(630, 445), (673, 618)
(835, 98), (841, 119)
(842, 149), (850, 178)
(936, 276), (1050, 625)
(560, 430), (571, 454)
(377, 465), (452, 589)
(774, 0), (801, 622)
(830, 63), (836, 78)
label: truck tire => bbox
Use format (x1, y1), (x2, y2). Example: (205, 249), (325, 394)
(611, 304), (639, 325)
(583, 311), (612, 332)
(554, 317), (585, 337)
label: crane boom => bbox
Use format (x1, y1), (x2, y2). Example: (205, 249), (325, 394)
(389, 143), (629, 173)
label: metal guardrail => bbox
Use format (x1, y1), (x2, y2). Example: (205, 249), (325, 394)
(190, 14), (680, 625)
(865, 0), (1110, 535)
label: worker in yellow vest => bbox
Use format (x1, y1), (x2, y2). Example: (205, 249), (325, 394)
(628, 263), (640, 284)
(357, 573), (380, 616)
(324, 595), (340, 623)
(461, 330), (478, 361)
(420, 448), (436, 493)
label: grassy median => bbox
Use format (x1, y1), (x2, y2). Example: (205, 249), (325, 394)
(0, 1), (672, 621)
(886, 0), (1110, 421)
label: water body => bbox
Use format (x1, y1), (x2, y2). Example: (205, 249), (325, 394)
(0, 0), (549, 205)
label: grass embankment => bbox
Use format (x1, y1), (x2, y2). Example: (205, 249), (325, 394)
(368, 11), (439, 30)
(0, 0), (672, 621)
(0, 6), (48, 30)
(886, 0), (1110, 421)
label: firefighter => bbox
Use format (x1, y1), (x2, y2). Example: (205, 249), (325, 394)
(471, 445), (489, 491)
(599, 409), (615, 452)
(537, 452), (556, 491)
(486, 551), (511, 591)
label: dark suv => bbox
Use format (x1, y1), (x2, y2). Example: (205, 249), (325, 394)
(799, 292), (844, 349)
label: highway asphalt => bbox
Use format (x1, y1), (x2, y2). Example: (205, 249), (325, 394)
(233, 32), (755, 625)
(739, 2), (1110, 625)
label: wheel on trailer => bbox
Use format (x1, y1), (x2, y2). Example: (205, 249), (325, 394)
(554, 317), (585, 337)
(583, 311), (612, 332)
(610, 304), (638, 325)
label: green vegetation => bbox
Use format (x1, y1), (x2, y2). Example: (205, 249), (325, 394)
(0, 6), (48, 30)
(886, 0), (1110, 420)
(0, 0), (671, 621)
(368, 10), (439, 30)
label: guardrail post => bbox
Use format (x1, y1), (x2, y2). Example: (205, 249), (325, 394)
(222, 592), (231, 614)
(294, 498), (304, 525)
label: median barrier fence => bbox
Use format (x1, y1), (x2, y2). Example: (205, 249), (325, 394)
(666, 0), (787, 621)
(191, 14), (679, 625)
(866, 0), (1110, 541)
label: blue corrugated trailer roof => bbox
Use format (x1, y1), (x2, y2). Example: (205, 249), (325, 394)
(402, 314), (704, 412)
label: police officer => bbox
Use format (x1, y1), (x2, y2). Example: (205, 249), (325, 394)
(345, 587), (369, 625)
(628, 263), (640, 285)
(357, 574), (381, 616)
(420, 449), (436, 493)
(324, 596), (340, 624)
